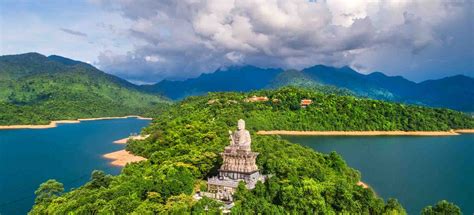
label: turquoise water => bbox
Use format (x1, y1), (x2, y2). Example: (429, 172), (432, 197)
(285, 134), (474, 214)
(0, 118), (150, 215)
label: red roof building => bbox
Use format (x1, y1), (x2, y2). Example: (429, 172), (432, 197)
(300, 99), (313, 107)
(246, 95), (269, 102)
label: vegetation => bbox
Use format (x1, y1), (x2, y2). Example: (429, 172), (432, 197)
(148, 64), (474, 112)
(421, 200), (462, 215)
(30, 87), (471, 214)
(33, 180), (64, 205)
(267, 69), (354, 96)
(0, 53), (170, 125)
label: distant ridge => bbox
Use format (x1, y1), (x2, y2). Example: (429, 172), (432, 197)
(48, 55), (84, 66)
(143, 65), (474, 112)
(141, 65), (282, 100)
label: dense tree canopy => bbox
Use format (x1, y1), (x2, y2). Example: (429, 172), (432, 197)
(33, 180), (64, 205)
(421, 200), (462, 215)
(0, 53), (170, 125)
(30, 87), (471, 214)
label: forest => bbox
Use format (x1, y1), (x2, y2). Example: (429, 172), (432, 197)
(0, 53), (170, 125)
(29, 87), (469, 214)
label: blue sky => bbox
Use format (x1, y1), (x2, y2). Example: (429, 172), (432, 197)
(1, 0), (132, 64)
(1, 0), (473, 84)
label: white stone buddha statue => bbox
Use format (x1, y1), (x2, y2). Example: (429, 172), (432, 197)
(228, 119), (251, 151)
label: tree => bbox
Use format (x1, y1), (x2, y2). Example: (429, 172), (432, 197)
(383, 198), (406, 215)
(34, 179), (64, 204)
(421, 200), (461, 215)
(88, 170), (112, 189)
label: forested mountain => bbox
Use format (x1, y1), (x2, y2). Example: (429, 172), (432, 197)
(0, 53), (169, 125)
(141, 66), (283, 100)
(299, 65), (397, 100)
(411, 75), (474, 112)
(144, 65), (474, 112)
(30, 87), (471, 214)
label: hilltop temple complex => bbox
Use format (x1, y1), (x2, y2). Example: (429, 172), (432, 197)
(202, 119), (266, 202)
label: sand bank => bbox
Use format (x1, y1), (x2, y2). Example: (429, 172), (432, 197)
(113, 134), (151, 144)
(454, 129), (474, 133)
(77, 115), (153, 121)
(0, 120), (80, 130)
(103, 150), (147, 167)
(257, 130), (462, 136)
(357, 181), (369, 189)
(0, 115), (152, 130)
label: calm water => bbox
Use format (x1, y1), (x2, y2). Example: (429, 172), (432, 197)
(285, 135), (474, 214)
(0, 118), (150, 215)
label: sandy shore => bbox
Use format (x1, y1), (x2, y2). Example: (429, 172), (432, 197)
(357, 181), (369, 189)
(114, 134), (151, 144)
(454, 129), (474, 133)
(0, 115), (152, 130)
(77, 115), (153, 121)
(103, 150), (147, 167)
(257, 130), (463, 136)
(0, 120), (80, 130)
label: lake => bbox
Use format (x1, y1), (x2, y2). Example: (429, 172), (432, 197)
(285, 134), (474, 214)
(0, 118), (150, 215)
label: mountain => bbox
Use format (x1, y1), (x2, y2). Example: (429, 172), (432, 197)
(142, 65), (282, 100)
(145, 65), (474, 112)
(0, 53), (169, 125)
(412, 75), (474, 111)
(300, 65), (398, 100)
(267, 69), (354, 96)
(365, 72), (417, 97)
(268, 69), (316, 88)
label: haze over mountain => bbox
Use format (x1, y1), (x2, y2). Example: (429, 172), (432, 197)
(0, 53), (169, 125)
(144, 65), (474, 112)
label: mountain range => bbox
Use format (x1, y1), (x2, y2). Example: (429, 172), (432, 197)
(1, 52), (472, 125)
(144, 65), (474, 112)
(0, 53), (169, 125)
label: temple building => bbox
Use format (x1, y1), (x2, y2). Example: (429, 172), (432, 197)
(203, 119), (266, 201)
(300, 99), (313, 108)
(245, 95), (269, 102)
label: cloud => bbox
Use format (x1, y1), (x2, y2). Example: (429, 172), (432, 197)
(60, 28), (88, 37)
(90, 0), (472, 82)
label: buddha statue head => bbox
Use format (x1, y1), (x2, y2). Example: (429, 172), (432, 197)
(237, 119), (245, 130)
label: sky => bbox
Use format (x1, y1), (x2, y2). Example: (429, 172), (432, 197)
(1, 0), (473, 84)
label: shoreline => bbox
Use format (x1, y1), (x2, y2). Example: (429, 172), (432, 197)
(103, 150), (147, 167)
(454, 129), (474, 134)
(256, 130), (474, 136)
(357, 181), (369, 189)
(0, 115), (152, 130)
(113, 134), (150, 144)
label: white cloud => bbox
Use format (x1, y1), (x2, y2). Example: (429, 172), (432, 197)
(225, 51), (244, 63)
(92, 0), (470, 82)
(144, 55), (164, 63)
(7, 0), (469, 82)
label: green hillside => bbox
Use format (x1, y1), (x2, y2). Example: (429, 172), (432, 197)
(30, 87), (471, 214)
(267, 69), (354, 96)
(0, 53), (170, 125)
